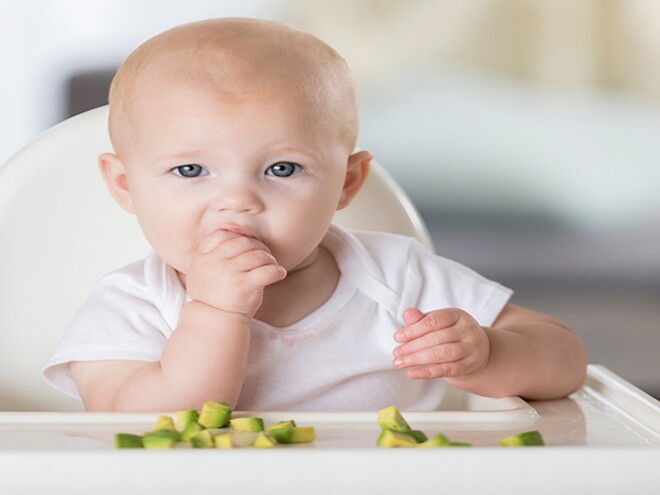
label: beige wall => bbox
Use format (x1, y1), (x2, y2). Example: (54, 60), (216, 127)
(291, 0), (660, 99)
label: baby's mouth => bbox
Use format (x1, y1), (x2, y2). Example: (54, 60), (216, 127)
(219, 225), (259, 240)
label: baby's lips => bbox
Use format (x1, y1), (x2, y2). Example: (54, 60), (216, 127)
(218, 226), (259, 240)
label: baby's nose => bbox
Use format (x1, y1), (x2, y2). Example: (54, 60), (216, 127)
(212, 183), (263, 213)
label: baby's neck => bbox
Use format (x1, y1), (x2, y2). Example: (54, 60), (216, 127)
(255, 246), (340, 328)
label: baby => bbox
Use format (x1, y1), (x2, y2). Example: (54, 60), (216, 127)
(43, 18), (587, 412)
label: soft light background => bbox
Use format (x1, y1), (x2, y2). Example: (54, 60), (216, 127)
(1, 0), (659, 397)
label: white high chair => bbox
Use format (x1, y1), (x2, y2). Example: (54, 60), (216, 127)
(0, 105), (433, 411)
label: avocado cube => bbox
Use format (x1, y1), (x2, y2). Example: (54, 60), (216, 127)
(115, 433), (144, 449)
(230, 417), (264, 432)
(417, 433), (450, 448)
(198, 401), (232, 428)
(267, 420), (297, 431)
(269, 426), (316, 444)
(190, 429), (215, 448)
(179, 422), (205, 442)
(176, 409), (199, 428)
(142, 430), (179, 449)
(153, 415), (176, 432)
(252, 432), (277, 448)
(499, 430), (545, 447)
(377, 406), (411, 432)
(408, 430), (428, 442)
(377, 428), (419, 447)
(448, 442), (471, 447)
(213, 433), (233, 449)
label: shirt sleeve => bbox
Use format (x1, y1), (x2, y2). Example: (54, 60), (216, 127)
(41, 265), (170, 399)
(398, 240), (513, 327)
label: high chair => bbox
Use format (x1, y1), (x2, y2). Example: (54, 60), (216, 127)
(0, 105), (433, 411)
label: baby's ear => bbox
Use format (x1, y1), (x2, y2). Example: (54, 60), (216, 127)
(98, 153), (136, 213)
(337, 150), (372, 210)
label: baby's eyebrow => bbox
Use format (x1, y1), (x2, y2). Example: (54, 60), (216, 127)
(154, 150), (207, 164)
(270, 146), (322, 162)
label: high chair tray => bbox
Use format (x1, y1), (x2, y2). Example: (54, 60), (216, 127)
(0, 365), (657, 495)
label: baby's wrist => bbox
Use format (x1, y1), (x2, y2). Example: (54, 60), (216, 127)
(183, 300), (252, 326)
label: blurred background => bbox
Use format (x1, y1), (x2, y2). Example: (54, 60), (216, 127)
(1, 0), (658, 398)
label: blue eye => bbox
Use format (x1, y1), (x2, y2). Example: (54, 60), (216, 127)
(172, 164), (207, 178)
(266, 162), (302, 178)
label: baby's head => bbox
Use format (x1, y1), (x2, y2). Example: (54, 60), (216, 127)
(108, 17), (360, 158)
(100, 18), (371, 276)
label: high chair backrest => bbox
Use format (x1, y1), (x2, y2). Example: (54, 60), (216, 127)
(0, 106), (433, 411)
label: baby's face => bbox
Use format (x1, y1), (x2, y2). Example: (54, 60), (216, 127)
(116, 79), (353, 277)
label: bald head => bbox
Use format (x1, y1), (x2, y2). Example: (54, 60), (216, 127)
(108, 18), (359, 156)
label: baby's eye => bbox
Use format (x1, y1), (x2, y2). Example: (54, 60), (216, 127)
(172, 164), (208, 178)
(265, 162), (302, 178)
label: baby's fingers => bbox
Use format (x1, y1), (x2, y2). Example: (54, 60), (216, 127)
(393, 342), (466, 371)
(405, 360), (473, 380)
(394, 308), (462, 343)
(246, 263), (287, 287)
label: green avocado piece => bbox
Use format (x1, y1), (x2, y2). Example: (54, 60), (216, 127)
(230, 417), (264, 432)
(142, 430), (179, 449)
(376, 429), (419, 447)
(267, 420), (297, 431)
(408, 430), (428, 442)
(499, 430), (545, 447)
(448, 442), (471, 447)
(179, 422), (205, 442)
(176, 409), (199, 428)
(417, 433), (450, 448)
(190, 429), (215, 448)
(198, 401), (232, 428)
(377, 406), (411, 432)
(153, 415), (176, 432)
(252, 432), (277, 448)
(214, 433), (233, 449)
(115, 433), (144, 449)
(269, 426), (316, 444)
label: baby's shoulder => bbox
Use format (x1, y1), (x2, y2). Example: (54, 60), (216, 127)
(348, 229), (427, 262)
(93, 251), (173, 302)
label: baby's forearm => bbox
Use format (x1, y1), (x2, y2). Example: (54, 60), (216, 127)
(446, 309), (588, 400)
(111, 301), (250, 411)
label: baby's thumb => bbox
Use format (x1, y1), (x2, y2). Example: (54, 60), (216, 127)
(403, 307), (425, 326)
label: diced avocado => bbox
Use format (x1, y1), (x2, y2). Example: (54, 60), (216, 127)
(115, 433), (144, 449)
(142, 430), (179, 449)
(417, 433), (450, 448)
(377, 429), (419, 447)
(179, 422), (205, 442)
(176, 409), (199, 428)
(267, 420), (297, 431)
(153, 415), (176, 432)
(230, 417), (264, 432)
(268, 426), (316, 444)
(198, 401), (232, 428)
(290, 426), (316, 443)
(499, 430), (545, 447)
(213, 433), (233, 449)
(448, 442), (471, 447)
(377, 406), (411, 432)
(252, 432), (277, 448)
(408, 430), (428, 442)
(190, 429), (215, 448)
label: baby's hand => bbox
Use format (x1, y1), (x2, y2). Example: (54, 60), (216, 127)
(185, 230), (287, 318)
(393, 308), (489, 380)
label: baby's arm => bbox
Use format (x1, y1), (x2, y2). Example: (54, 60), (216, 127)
(393, 304), (588, 400)
(71, 231), (286, 411)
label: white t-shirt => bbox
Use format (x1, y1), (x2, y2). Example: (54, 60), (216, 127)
(42, 225), (512, 411)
